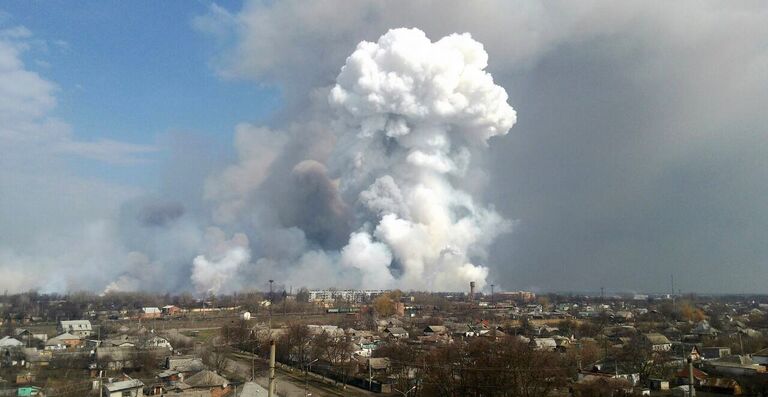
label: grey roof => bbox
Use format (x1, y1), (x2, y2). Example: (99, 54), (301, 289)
(385, 327), (407, 335)
(0, 336), (23, 347)
(105, 379), (144, 392)
(51, 332), (80, 341)
(238, 381), (268, 396)
(157, 370), (180, 378)
(167, 357), (206, 373)
(424, 325), (447, 333)
(644, 333), (671, 345)
(185, 370), (229, 388)
(60, 320), (92, 330)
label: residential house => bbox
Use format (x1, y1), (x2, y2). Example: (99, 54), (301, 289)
(674, 367), (707, 387)
(644, 333), (672, 352)
(46, 333), (81, 349)
(383, 327), (409, 340)
(97, 346), (139, 370)
(157, 369), (183, 384)
(58, 320), (92, 338)
(144, 336), (172, 350)
(103, 379), (144, 397)
(31, 334), (47, 343)
(162, 305), (181, 316)
(648, 378), (669, 391)
(585, 361), (641, 386)
(14, 329), (32, 341)
(22, 348), (51, 368)
(103, 335), (137, 348)
(182, 370), (232, 397)
(702, 355), (765, 377)
(0, 336), (23, 356)
(166, 356), (207, 377)
(449, 324), (475, 338)
(142, 307), (162, 319)
(614, 311), (633, 322)
(531, 337), (557, 351)
(423, 325), (447, 335)
(701, 346), (730, 360)
(357, 356), (390, 377)
(691, 320), (718, 340)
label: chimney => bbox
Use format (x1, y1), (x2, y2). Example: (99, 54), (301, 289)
(469, 281), (476, 302)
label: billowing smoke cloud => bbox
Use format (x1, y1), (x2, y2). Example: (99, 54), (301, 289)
(327, 28), (516, 290)
(195, 28), (516, 292)
(191, 228), (251, 294)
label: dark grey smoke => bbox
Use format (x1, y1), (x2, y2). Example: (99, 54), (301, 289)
(137, 201), (185, 227)
(275, 160), (351, 249)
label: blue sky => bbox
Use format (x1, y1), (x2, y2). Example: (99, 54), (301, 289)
(2, 1), (279, 187)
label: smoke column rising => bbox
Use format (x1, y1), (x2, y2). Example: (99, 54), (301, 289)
(330, 28), (516, 291)
(192, 28), (516, 293)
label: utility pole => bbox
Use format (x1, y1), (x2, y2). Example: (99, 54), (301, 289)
(268, 280), (274, 330)
(268, 340), (276, 397)
(671, 274), (676, 307)
(368, 357), (373, 391)
(283, 290), (287, 317)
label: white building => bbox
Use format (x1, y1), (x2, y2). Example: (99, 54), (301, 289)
(58, 320), (93, 338)
(308, 289), (387, 303)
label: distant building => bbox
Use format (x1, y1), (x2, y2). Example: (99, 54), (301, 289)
(58, 320), (92, 338)
(383, 327), (409, 339)
(47, 332), (81, 349)
(691, 320), (719, 339)
(141, 307), (162, 319)
(495, 291), (536, 303)
(308, 289), (387, 303)
(161, 305), (181, 316)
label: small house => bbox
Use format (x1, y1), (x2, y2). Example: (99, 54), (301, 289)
(58, 320), (92, 338)
(102, 379), (144, 397)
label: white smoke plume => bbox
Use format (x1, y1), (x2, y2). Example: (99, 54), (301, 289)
(188, 28), (516, 293)
(191, 228), (251, 294)
(328, 28), (516, 291)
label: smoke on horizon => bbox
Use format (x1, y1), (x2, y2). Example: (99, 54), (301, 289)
(189, 28), (516, 294)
